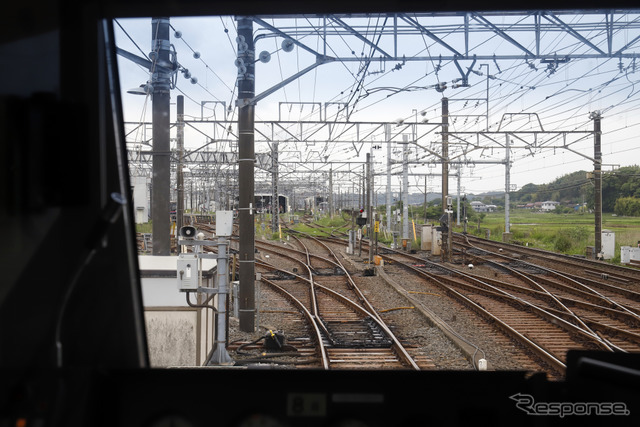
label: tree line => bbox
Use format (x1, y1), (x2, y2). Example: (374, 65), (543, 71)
(510, 165), (640, 215)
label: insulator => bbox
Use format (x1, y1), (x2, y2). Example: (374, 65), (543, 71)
(281, 39), (294, 52)
(259, 51), (271, 63)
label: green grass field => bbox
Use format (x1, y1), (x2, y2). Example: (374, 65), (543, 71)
(462, 211), (640, 262)
(137, 210), (640, 263)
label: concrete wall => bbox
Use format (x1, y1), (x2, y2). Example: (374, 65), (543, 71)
(139, 256), (217, 367)
(145, 308), (198, 366)
(144, 305), (215, 367)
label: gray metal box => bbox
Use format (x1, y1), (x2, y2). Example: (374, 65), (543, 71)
(177, 253), (199, 291)
(216, 210), (234, 236)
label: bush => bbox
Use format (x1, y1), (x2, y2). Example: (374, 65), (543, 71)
(614, 197), (640, 216)
(553, 227), (589, 253)
(554, 232), (572, 252)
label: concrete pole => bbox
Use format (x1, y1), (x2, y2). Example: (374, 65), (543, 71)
(361, 165), (365, 211)
(151, 17), (171, 256)
(271, 141), (279, 231)
(366, 153), (373, 263)
(593, 111), (602, 256)
(457, 171), (461, 226)
(386, 124), (392, 232)
(236, 17), (255, 332)
(176, 95), (185, 234)
(329, 166), (333, 218)
(402, 135), (409, 242)
(441, 97), (449, 215)
(505, 134), (511, 235)
(424, 175), (428, 223)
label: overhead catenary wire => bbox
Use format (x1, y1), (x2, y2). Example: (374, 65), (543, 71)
(116, 13), (640, 196)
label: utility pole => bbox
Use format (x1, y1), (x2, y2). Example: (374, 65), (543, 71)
(329, 166), (334, 218)
(424, 175), (428, 223)
(462, 195), (468, 234)
(176, 95), (185, 233)
(361, 165), (365, 211)
(456, 172), (461, 226)
(271, 141), (279, 231)
(446, 197), (453, 263)
(441, 97), (449, 215)
(366, 153), (373, 264)
(505, 134), (511, 237)
(236, 17), (255, 332)
(592, 111), (602, 257)
(402, 135), (409, 247)
(441, 97), (450, 261)
(386, 124), (392, 232)
(151, 17), (171, 256)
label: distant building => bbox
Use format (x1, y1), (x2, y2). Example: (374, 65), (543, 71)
(541, 201), (560, 211)
(470, 201), (496, 212)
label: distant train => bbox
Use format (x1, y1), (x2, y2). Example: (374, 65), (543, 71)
(304, 196), (327, 212)
(235, 194), (289, 213)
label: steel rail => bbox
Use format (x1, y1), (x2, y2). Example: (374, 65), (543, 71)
(460, 232), (640, 281)
(456, 235), (619, 351)
(380, 249), (614, 350)
(259, 274), (330, 370)
(387, 257), (567, 374)
(319, 234), (615, 344)
(312, 235), (421, 370)
(279, 228), (421, 370)
(255, 241), (334, 344)
(457, 234), (640, 322)
(452, 269), (640, 350)
(316, 235), (608, 371)
(256, 258), (419, 370)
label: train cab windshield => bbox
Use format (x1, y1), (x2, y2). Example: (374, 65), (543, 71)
(114, 11), (640, 376)
(2, 3), (640, 426)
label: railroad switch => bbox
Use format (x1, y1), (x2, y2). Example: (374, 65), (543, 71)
(263, 330), (286, 351)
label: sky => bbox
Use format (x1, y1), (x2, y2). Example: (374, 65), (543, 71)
(114, 12), (640, 199)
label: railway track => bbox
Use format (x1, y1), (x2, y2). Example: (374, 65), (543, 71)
(230, 231), (429, 370)
(151, 216), (640, 378)
(361, 247), (575, 377)
(323, 231), (640, 378)
(456, 232), (640, 286)
(453, 233), (640, 352)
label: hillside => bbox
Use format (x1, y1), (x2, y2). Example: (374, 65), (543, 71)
(512, 170), (591, 205)
(375, 165), (640, 214)
(509, 166), (640, 212)
(461, 165), (640, 213)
